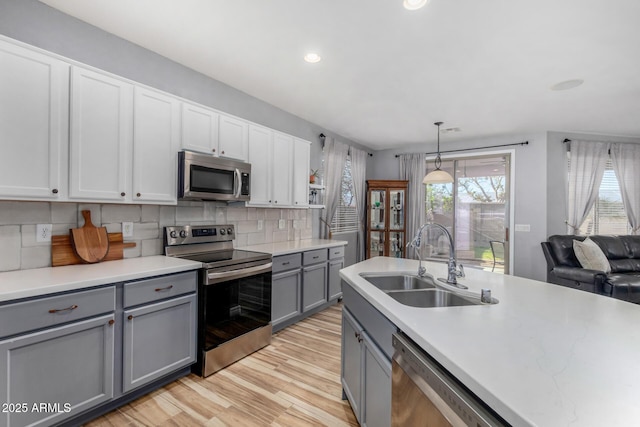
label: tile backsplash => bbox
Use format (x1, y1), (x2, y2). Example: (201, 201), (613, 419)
(0, 201), (315, 272)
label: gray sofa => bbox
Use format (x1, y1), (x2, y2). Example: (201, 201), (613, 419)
(541, 235), (640, 303)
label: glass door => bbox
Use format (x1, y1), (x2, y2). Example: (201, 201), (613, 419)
(426, 154), (510, 273)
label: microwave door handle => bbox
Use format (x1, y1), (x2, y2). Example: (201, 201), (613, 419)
(234, 168), (241, 198)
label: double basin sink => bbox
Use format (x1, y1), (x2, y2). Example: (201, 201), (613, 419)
(359, 273), (496, 308)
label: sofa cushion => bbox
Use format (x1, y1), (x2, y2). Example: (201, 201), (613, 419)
(548, 235), (586, 268)
(573, 238), (611, 273)
(603, 273), (640, 303)
(591, 235), (640, 273)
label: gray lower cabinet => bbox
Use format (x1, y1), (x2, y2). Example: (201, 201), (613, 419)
(272, 269), (302, 326)
(122, 293), (197, 393)
(341, 283), (393, 427)
(0, 313), (115, 427)
(302, 262), (328, 312)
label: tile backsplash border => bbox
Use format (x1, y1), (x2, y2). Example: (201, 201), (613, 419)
(0, 201), (315, 272)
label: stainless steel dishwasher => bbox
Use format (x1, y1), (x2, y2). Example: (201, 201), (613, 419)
(392, 332), (508, 427)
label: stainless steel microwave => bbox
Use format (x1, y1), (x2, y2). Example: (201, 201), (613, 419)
(178, 151), (251, 202)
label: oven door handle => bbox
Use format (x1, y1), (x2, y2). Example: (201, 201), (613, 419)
(207, 262), (272, 284)
(234, 168), (242, 198)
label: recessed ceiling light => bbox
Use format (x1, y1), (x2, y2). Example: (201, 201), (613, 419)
(550, 79), (584, 91)
(403, 0), (429, 10)
(304, 53), (321, 63)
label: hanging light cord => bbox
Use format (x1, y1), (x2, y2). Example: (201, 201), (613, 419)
(433, 121), (443, 170)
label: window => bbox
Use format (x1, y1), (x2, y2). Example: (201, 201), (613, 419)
(569, 155), (630, 235)
(331, 157), (359, 233)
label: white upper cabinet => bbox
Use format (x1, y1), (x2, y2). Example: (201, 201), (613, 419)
(271, 132), (294, 207)
(133, 87), (180, 204)
(293, 139), (311, 208)
(181, 102), (219, 155)
(247, 124), (273, 206)
(69, 66), (133, 202)
(218, 114), (249, 161)
(0, 40), (69, 200)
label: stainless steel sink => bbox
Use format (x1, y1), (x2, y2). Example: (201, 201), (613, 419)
(386, 289), (479, 308)
(359, 273), (437, 291)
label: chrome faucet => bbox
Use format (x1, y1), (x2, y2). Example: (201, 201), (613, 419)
(408, 222), (466, 288)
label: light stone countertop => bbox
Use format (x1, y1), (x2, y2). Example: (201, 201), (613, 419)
(340, 256), (640, 427)
(239, 238), (347, 256)
(0, 256), (203, 303)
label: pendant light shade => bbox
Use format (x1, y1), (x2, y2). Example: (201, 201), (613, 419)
(423, 121), (454, 184)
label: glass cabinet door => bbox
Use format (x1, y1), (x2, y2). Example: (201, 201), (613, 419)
(369, 190), (386, 231)
(389, 232), (404, 258)
(369, 231), (385, 257)
(389, 190), (405, 230)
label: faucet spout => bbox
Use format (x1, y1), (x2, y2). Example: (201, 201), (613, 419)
(408, 222), (466, 288)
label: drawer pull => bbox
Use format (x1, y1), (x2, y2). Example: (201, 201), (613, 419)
(282, 262), (290, 266)
(48, 304), (78, 314)
(154, 285), (174, 292)
(313, 256), (319, 259)
(128, 315), (134, 320)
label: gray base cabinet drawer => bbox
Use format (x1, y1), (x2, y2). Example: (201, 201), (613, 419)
(303, 249), (328, 265)
(0, 314), (115, 427)
(272, 253), (302, 274)
(0, 286), (116, 338)
(122, 293), (197, 393)
(123, 271), (197, 308)
(329, 246), (345, 259)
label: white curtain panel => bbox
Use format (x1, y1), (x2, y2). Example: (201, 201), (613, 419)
(321, 138), (349, 238)
(567, 140), (609, 234)
(350, 147), (368, 262)
(610, 143), (640, 234)
(399, 153), (427, 258)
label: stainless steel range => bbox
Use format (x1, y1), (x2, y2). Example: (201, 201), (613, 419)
(164, 224), (272, 377)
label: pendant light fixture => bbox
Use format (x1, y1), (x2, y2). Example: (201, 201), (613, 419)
(423, 121), (454, 184)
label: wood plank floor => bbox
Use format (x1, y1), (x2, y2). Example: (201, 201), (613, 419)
(85, 304), (358, 426)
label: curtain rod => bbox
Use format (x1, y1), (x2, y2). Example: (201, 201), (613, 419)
(319, 133), (373, 156)
(394, 140), (528, 158)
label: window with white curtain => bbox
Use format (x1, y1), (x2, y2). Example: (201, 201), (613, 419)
(568, 154), (631, 235)
(330, 157), (359, 233)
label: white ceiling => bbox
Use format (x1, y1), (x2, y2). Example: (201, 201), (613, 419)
(40, 0), (640, 150)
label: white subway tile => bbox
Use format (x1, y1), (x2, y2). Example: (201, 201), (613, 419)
(0, 202), (50, 225)
(141, 239), (163, 256)
(101, 205), (141, 223)
(265, 209), (281, 220)
(247, 232), (266, 246)
(0, 226), (21, 271)
(133, 222), (160, 240)
(176, 205), (205, 223)
(124, 242), (141, 258)
(21, 246), (50, 269)
(141, 205), (160, 223)
(51, 203), (77, 224)
(159, 206), (176, 227)
(227, 207), (248, 221)
(21, 225), (50, 247)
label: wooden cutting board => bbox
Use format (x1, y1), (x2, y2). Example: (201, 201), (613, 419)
(52, 232), (136, 267)
(70, 210), (109, 263)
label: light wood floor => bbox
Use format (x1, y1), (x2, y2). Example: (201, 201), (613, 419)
(85, 304), (358, 426)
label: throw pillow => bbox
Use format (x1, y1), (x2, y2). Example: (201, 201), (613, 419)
(573, 238), (611, 273)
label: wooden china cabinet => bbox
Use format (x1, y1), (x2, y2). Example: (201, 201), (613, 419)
(366, 180), (408, 259)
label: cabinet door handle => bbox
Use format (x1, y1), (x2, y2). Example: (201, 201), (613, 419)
(136, 192), (141, 197)
(121, 192), (126, 197)
(52, 188), (59, 194)
(128, 315), (134, 320)
(48, 304), (78, 314)
(108, 319), (115, 326)
(154, 285), (174, 292)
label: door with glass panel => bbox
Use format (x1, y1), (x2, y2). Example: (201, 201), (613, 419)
(366, 180), (408, 259)
(425, 154), (510, 273)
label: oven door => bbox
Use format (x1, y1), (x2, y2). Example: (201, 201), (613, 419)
(200, 262), (272, 353)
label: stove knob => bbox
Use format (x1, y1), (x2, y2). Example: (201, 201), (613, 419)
(220, 229), (226, 235)
(227, 227), (233, 235)
(179, 230), (188, 238)
(169, 230), (177, 238)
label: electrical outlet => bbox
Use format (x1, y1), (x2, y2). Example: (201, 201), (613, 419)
(257, 220), (263, 230)
(36, 224), (52, 243)
(122, 222), (134, 237)
(278, 219), (286, 229)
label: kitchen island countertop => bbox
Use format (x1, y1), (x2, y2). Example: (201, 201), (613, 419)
(340, 257), (640, 427)
(239, 238), (347, 256)
(0, 256), (202, 303)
